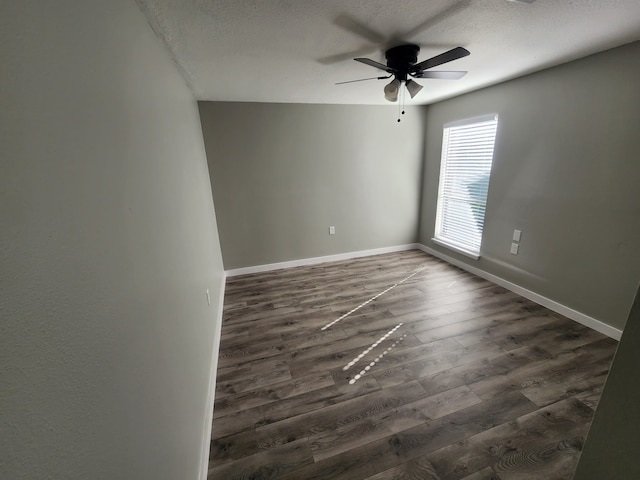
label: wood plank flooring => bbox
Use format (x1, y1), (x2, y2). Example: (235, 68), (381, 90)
(208, 250), (617, 479)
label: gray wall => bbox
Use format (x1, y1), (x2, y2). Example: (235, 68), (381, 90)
(573, 285), (640, 479)
(419, 41), (640, 330)
(0, 1), (225, 479)
(199, 102), (426, 269)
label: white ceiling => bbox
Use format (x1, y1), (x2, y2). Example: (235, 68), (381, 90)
(136, 0), (640, 105)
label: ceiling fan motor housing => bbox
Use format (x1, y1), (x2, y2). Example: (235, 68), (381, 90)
(385, 44), (420, 80)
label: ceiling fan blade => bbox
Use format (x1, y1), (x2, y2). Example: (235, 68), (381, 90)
(335, 75), (392, 85)
(333, 14), (386, 44)
(317, 46), (378, 65)
(412, 70), (467, 80)
(401, 1), (473, 40)
(411, 47), (470, 72)
(354, 57), (396, 73)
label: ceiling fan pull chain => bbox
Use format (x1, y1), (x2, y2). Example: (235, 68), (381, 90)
(397, 84), (406, 123)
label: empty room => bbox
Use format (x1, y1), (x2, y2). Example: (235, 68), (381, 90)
(2, 1), (640, 480)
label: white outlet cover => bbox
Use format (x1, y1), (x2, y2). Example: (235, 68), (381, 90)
(510, 243), (519, 255)
(513, 229), (522, 242)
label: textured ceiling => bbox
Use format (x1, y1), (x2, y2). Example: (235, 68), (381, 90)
(136, 0), (640, 105)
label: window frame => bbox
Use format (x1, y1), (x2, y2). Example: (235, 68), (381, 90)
(432, 113), (499, 260)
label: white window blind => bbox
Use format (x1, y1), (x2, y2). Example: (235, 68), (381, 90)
(434, 114), (498, 258)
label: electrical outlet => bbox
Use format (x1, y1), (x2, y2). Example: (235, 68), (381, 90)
(513, 229), (522, 242)
(510, 243), (519, 255)
(329, 226), (335, 235)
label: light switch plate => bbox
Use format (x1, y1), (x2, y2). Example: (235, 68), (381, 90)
(329, 226), (335, 235)
(513, 229), (522, 242)
(510, 243), (519, 255)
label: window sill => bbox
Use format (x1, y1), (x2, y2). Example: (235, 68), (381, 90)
(431, 238), (480, 260)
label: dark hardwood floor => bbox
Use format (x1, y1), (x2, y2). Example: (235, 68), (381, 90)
(208, 250), (617, 479)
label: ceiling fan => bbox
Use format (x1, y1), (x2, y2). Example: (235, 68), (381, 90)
(337, 44), (470, 102)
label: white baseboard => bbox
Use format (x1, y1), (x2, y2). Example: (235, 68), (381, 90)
(225, 242), (622, 339)
(417, 244), (622, 340)
(225, 244), (422, 277)
(199, 273), (227, 480)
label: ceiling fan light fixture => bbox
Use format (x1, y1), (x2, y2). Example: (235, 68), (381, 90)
(384, 78), (401, 102)
(405, 79), (423, 99)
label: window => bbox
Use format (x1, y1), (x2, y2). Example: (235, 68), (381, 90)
(434, 114), (498, 259)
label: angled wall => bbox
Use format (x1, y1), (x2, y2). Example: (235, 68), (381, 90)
(0, 1), (225, 478)
(573, 285), (640, 479)
(419, 41), (640, 330)
(199, 102), (426, 269)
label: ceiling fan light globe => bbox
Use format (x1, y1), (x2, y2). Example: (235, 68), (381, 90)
(405, 79), (423, 99)
(384, 78), (401, 102)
